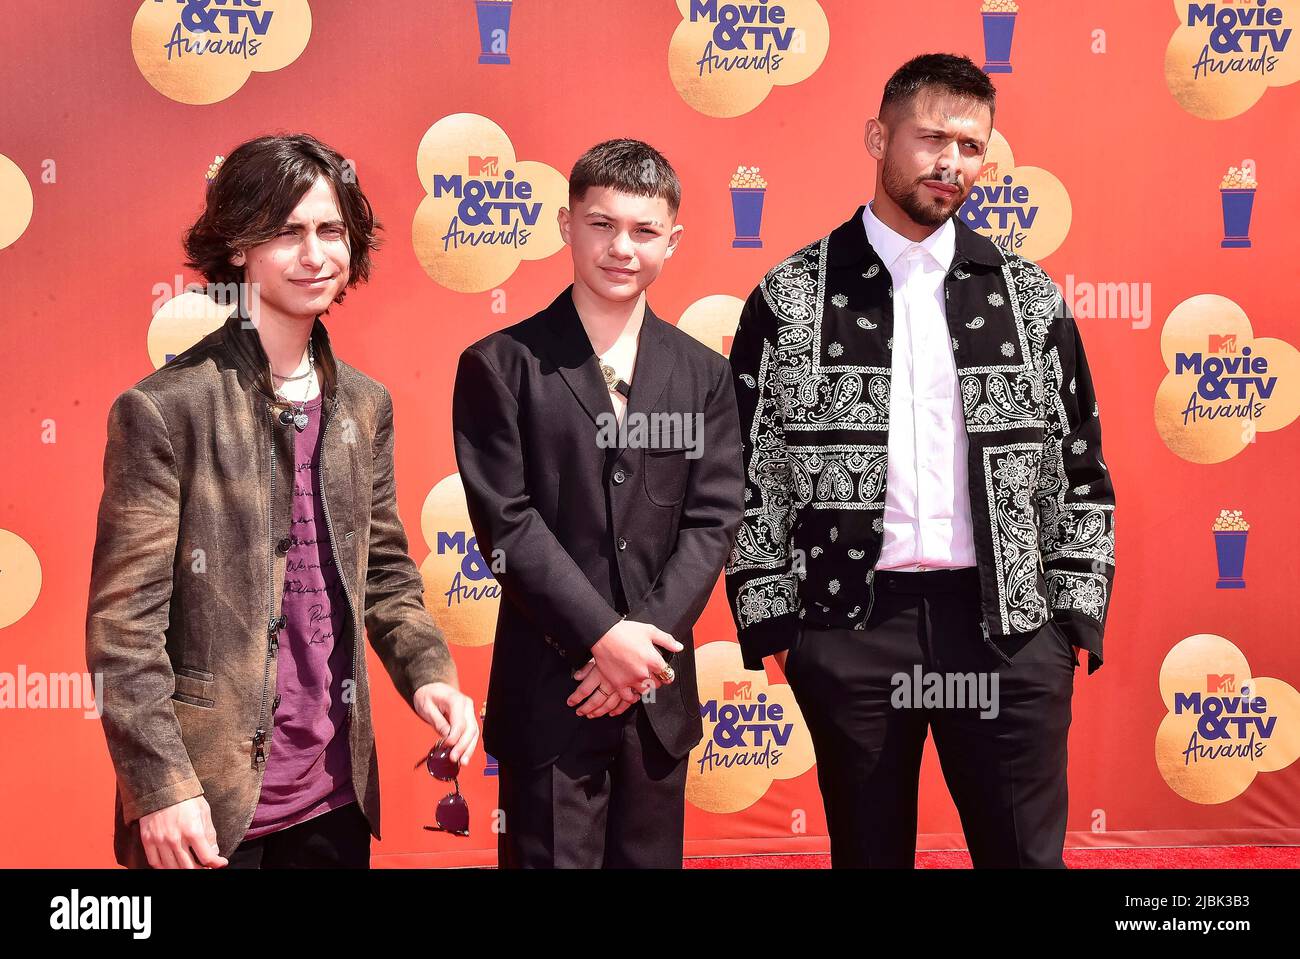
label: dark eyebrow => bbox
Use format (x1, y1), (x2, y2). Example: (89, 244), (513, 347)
(583, 211), (663, 228)
(281, 219), (346, 230)
(917, 126), (985, 148)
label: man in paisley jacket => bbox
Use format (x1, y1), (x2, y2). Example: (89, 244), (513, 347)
(724, 54), (1116, 868)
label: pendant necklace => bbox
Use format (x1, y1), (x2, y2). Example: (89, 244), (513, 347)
(274, 341), (316, 432)
(599, 359), (631, 399)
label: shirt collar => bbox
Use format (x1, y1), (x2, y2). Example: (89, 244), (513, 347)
(862, 199), (956, 272)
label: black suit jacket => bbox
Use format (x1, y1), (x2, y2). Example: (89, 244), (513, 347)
(452, 286), (745, 769)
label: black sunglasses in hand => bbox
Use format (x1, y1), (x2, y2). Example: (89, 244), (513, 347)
(413, 739), (469, 837)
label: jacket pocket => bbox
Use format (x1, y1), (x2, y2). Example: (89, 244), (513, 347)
(172, 669), (216, 708)
(642, 446), (690, 506)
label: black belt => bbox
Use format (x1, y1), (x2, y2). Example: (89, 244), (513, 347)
(873, 567), (979, 594)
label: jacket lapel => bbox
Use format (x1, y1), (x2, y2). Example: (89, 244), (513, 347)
(950, 214), (1005, 270)
(828, 203), (1002, 273)
(220, 307), (340, 404)
(827, 204), (886, 274)
(612, 302), (675, 468)
(543, 286), (618, 428)
(626, 302), (675, 416)
(541, 286), (677, 448)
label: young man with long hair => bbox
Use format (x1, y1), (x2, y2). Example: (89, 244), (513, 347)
(87, 133), (477, 869)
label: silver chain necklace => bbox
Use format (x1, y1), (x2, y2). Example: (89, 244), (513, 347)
(274, 341), (316, 432)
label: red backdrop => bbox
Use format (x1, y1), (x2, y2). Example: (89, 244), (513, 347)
(1, 0), (1297, 867)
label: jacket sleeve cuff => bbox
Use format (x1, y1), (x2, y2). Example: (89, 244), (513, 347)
(401, 657), (456, 710)
(737, 612), (800, 671)
(1052, 614), (1104, 675)
(574, 606), (626, 654)
(120, 775), (205, 825)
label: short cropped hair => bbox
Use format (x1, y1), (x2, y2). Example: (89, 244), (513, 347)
(879, 53), (997, 128)
(568, 138), (681, 217)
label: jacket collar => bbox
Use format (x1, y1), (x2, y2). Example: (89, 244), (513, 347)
(541, 284), (676, 446)
(827, 204), (1003, 273)
(861, 199), (955, 272)
(219, 306), (339, 405)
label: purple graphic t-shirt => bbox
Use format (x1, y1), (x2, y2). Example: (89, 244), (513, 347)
(246, 394), (356, 839)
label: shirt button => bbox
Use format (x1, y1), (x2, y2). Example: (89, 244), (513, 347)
(276, 537), (292, 555)
(617, 537), (628, 551)
(613, 469), (626, 485)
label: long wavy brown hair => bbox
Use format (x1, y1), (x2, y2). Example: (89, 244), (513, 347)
(183, 132), (383, 309)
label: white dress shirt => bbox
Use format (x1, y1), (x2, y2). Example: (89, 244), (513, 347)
(861, 201), (977, 571)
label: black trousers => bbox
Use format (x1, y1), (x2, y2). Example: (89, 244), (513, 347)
(226, 801), (371, 869)
(786, 567), (1075, 868)
(496, 701), (689, 869)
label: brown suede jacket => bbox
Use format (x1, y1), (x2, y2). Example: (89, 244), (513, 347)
(85, 310), (453, 867)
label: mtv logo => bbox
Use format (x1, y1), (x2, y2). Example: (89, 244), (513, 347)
(977, 161), (999, 183)
(1208, 333), (1238, 353)
(1207, 673), (1235, 693)
(723, 680), (753, 700)
(469, 156), (499, 177)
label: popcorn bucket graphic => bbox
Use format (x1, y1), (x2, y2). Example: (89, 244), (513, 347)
(729, 166), (768, 248)
(981, 9), (1017, 74)
(1220, 189), (1256, 248)
(1214, 531), (1248, 588)
(476, 0), (513, 65)
(1212, 509), (1249, 588)
(731, 189), (766, 248)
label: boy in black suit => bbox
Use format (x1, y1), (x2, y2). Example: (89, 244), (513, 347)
(452, 139), (744, 868)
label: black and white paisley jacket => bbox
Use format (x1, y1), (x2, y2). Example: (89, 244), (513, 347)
(724, 206), (1115, 674)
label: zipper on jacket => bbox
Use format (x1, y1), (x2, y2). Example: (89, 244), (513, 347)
(979, 615), (1010, 664)
(317, 400), (360, 726)
(256, 616), (283, 765)
(253, 405), (278, 768)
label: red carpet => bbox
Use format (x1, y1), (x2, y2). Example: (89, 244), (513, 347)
(685, 846), (1300, 868)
